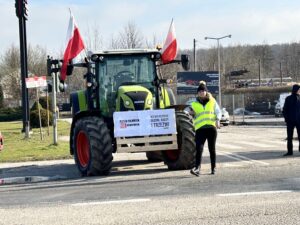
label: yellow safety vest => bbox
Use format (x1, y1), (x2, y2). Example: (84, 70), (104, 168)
(191, 97), (217, 130)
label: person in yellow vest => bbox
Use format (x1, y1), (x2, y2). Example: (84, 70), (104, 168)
(187, 81), (221, 176)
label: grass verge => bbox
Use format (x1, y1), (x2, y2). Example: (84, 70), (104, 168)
(0, 120), (72, 162)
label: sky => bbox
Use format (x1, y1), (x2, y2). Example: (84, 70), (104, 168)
(1, 0), (300, 57)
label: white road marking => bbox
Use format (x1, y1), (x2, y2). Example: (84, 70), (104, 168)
(219, 150), (270, 165)
(218, 151), (253, 164)
(259, 139), (286, 145)
(217, 143), (243, 150)
(71, 198), (150, 207)
(217, 190), (292, 197)
(236, 141), (277, 148)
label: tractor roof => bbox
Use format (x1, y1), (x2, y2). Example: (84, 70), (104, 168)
(90, 49), (160, 56)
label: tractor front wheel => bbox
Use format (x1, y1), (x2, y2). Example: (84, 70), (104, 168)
(72, 116), (113, 176)
(163, 111), (196, 170)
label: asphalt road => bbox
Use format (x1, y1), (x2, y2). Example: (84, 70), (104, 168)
(0, 125), (299, 224)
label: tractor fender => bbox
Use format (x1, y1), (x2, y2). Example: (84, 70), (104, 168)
(70, 90), (88, 116)
(160, 86), (176, 108)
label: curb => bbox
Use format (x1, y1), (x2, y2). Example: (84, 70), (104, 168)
(0, 175), (66, 185)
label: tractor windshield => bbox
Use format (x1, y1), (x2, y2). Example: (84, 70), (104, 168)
(97, 54), (156, 116)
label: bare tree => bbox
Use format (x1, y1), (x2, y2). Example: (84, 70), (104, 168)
(118, 21), (143, 49)
(84, 24), (103, 52)
(0, 44), (21, 101)
(145, 34), (162, 49)
(0, 44), (49, 105)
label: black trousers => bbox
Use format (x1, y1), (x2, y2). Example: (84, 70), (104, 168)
(286, 122), (300, 154)
(195, 126), (217, 170)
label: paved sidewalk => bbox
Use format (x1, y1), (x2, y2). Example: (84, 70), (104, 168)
(0, 159), (78, 185)
(0, 153), (150, 186)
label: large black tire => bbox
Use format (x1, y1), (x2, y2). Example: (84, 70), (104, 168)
(162, 111), (196, 170)
(72, 116), (113, 176)
(146, 151), (163, 162)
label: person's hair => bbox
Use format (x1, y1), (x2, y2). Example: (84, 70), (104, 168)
(197, 80), (208, 93)
(292, 84), (300, 94)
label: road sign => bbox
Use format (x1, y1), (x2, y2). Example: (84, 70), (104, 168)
(25, 76), (47, 88)
(177, 71), (219, 94)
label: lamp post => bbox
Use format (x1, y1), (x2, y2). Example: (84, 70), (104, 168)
(193, 38), (197, 71)
(204, 35), (231, 107)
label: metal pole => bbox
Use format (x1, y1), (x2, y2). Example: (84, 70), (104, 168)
(232, 94), (235, 124)
(193, 38), (196, 71)
(46, 89), (50, 136)
(217, 39), (221, 107)
(280, 61), (283, 85)
(242, 93), (245, 123)
(204, 35), (231, 107)
(18, 16), (30, 138)
(36, 88), (43, 141)
(52, 72), (58, 145)
(23, 14), (30, 132)
(258, 59), (261, 86)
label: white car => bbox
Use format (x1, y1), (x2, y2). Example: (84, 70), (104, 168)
(220, 108), (230, 126)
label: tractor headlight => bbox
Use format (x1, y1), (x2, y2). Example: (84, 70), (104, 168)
(147, 99), (152, 105)
(125, 100), (130, 106)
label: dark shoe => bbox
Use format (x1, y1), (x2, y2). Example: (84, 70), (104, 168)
(211, 168), (216, 175)
(283, 152), (293, 156)
(190, 167), (200, 177)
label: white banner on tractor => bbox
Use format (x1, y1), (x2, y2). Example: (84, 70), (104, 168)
(113, 109), (177, 137)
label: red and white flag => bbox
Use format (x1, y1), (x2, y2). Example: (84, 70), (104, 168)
(161, 19), (177, 64)
(60, 12), (85, 81)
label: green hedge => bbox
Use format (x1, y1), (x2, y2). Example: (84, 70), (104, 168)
(0, 107), (22, 122)
(30, 108), (53, 128)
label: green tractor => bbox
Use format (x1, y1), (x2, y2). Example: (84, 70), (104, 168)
(67, 49), (196, 176)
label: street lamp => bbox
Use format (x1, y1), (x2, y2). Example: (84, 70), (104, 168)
(204, 35), (231, 107)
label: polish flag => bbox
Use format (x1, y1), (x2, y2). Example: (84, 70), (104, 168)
(60, 12), (85, 81)
(161, 19), (177, 64)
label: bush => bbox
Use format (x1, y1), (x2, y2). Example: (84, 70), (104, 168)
(30, 109), (53, 128)
(39, 96), (52, 111)
(31, 101), (43, 111)
(0, 85), (4, 108)
(0, 107), (22, 122)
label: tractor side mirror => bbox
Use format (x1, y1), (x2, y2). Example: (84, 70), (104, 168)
(181, 54), (190, 71)
(66, 64), (74, 76)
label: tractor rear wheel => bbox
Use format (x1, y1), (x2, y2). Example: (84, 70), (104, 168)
(163, 111), (196, 170)
(72, 116), (113, 176)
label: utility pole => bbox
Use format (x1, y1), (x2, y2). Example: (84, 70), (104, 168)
(258, 59), (261, 86)
(193, 39), (196, 71)
(204, 35), (232, 107)
(15, 0), (30, 138)
(280, 61), (283, 85)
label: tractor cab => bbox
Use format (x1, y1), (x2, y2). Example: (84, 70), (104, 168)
(91, 49), (161, 117)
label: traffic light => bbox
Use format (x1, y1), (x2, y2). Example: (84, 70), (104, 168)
(47, 57), (61, 76)
(15, 0), (28, 20)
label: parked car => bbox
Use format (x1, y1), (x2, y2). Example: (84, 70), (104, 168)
(274, 93), (289, 117)
(220, 108), (230, 126)
(234, 108), (261, 115)
(0, 132), (3, 151)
